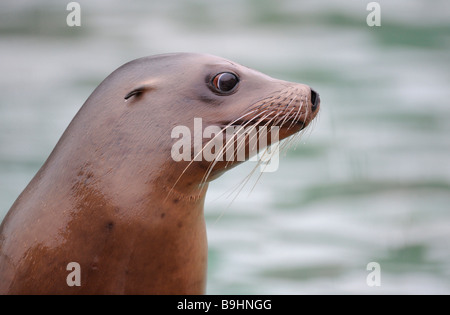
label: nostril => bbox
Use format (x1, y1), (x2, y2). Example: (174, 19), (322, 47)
(310, 88), (320, 111)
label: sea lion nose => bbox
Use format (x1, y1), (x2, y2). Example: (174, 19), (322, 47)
(310, 88), (320, 112)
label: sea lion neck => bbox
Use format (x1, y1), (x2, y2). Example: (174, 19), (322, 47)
(42, 120), (208, 212)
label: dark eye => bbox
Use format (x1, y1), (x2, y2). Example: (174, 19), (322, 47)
(211, 72), (239, 93)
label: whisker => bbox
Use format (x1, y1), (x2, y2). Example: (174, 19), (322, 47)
(165, 109), (264, 200)
(226, 110), (275, 166)
(201, 110), (273, 185)
(227, 114), (282, 200)
(278, 94), (298, 128)
(288, 95), (304, 129)
(247, 130), (282, 195)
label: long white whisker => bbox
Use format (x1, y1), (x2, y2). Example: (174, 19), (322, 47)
(226, 114), (280, 200)
(165, 108), (266, 200)
(201, 109), (273, 185)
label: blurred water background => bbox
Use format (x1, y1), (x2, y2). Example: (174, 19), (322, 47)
(1, 0), (449, 294)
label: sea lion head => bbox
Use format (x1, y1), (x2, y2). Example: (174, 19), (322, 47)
(78, 53), (320, 194)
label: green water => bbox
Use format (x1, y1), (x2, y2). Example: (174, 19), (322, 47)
(0, 0), (449, 294)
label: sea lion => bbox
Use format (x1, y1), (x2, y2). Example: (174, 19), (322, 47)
(0, 53), (320, 294)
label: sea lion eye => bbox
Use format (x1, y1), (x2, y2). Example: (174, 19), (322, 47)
(211, 72), (239, 93)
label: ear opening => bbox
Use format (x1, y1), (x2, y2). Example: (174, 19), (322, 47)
(124, 85), (154, 101)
